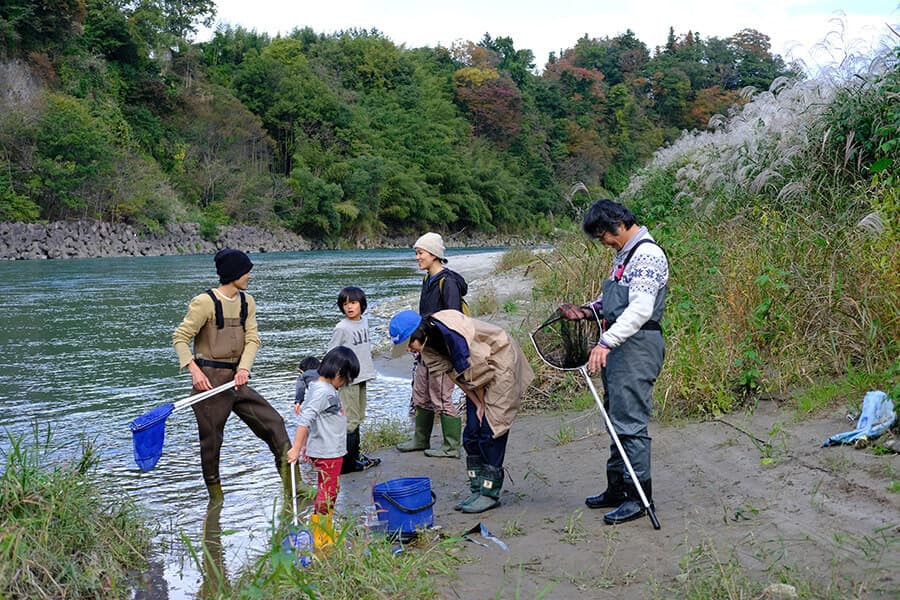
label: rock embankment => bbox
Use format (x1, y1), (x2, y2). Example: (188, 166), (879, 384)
(0, 221), (311, 260)
(1, 220), (549, 260)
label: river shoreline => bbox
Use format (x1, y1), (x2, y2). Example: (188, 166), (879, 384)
(0, 220), (545, 260)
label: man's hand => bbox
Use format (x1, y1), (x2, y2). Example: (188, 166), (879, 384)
(234, 368), (250, 387)
(559, 303), (587, 321)
(189, 361), (213, 391)
(588, 344), (610, 373)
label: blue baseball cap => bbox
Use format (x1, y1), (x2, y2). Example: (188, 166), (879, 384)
(389, 310), (422, 357)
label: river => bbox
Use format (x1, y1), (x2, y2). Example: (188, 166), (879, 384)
(0, 248), (498, 598)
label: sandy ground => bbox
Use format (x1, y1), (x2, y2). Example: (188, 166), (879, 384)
(344, 251), (899, 599)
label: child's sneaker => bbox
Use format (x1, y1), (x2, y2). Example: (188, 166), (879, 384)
(356, 455), (382, 471)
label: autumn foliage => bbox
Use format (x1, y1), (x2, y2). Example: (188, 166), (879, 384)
(0, 1), (801, 241)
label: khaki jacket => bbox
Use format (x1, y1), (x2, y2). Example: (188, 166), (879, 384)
(420, 310), (534, 438)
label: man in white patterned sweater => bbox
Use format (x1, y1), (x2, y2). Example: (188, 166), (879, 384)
(560, 199), (669, 525)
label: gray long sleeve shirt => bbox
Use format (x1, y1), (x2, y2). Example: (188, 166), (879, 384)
(297, 380), (347, 459)
(327, 316), (376, 383)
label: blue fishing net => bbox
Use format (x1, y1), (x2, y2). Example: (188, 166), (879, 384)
(281, 528), (314, 567)
(130, 403), (174, 471)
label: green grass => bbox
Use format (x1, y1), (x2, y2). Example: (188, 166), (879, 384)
(496, 247), (536, 273)
(362, 419), (409, 452)
(231, 518), (462, 599)
(0, 424), (152, 599)
(546, 422), (578, 446)
(792, 366), (895, 416)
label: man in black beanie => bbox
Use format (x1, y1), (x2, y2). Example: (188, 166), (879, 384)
(173, 248), (294, 507)
(214, 248), (254, 284)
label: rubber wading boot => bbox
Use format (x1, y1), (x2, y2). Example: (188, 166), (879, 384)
(603, 479), (653, 525)
(206, 482), (224, 509)
(585, 469), (627, 509)
(341, 428), (361, 474)
(424, 415), (462, 458)
(311, 513), (335, 553)
(396, 408), (434, 452)
(461, 463), (503, 514)
(454, 455), (483, 511)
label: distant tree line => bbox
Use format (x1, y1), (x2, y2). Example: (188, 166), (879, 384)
(0, 0), (799, 243)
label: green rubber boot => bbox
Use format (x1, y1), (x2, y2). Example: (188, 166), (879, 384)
(396, 408), (434, 452)
(454, 455), (483, 510)
(461, 464), (503, 514)
(206, 482), (224, 509)
(424, 415), (461, 458)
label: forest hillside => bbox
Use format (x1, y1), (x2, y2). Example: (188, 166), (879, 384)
(1, 0), (801, 244)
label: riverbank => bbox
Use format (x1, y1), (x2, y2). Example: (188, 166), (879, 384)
(359, 249), (899, 599)
(0, 221), (311, 259)
(345, 398), (899, 599)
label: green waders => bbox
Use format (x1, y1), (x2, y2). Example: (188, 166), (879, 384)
(396, 408), (434, 452)
(424, 415), (461, 458)
(454, 455), (483, 510)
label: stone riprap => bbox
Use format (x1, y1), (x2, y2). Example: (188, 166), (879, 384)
(0, 221), (311, 260)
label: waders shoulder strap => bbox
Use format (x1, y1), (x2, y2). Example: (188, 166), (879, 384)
(205, 289), (248, 330)
(615, 239), (666, 282)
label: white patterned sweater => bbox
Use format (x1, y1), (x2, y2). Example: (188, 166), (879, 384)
(597, 226), (669, 349)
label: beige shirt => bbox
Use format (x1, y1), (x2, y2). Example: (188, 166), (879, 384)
(172, 289), (260, 373)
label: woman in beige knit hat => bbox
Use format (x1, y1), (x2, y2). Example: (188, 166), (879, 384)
(395, 232), (469, 458)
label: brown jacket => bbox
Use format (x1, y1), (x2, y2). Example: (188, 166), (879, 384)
(420, 310), (534, 438)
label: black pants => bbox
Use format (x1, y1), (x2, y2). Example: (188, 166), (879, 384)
(462, 397), (509, 468)
(191, 366), (290, 486)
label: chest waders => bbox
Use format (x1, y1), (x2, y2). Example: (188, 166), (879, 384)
(191, 290), (291, 505)
(596, 240), (667, 525)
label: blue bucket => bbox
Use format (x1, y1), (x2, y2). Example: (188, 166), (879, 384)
(372, 477), (436, 537)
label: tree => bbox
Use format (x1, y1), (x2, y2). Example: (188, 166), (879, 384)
(0, 0), (86, 55)
(650, 68), (692, 130)
(454, 72), (523, 144)
(479, 34), (535, 86)
(728, 28), (792, 90)
(686, 85), (741, 130)
(29, 93), (117, 220)
(149, 0), (215, 39)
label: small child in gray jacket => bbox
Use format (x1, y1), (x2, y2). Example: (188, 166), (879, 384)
(293, 355), (321, 415)
(288, 346), (359, 514)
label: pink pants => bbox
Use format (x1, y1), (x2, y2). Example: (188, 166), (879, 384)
(412, 359), (458, 416)
(311, 457), (342, 514)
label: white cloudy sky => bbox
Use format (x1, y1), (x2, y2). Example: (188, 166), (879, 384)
(200, 1), (899, 71)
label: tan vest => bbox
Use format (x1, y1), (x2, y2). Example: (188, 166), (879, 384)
(193, 291), (246, 364)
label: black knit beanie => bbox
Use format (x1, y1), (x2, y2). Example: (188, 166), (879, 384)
(214, 248), (253, 284)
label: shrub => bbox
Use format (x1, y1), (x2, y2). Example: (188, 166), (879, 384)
(0, 426), (152, 598)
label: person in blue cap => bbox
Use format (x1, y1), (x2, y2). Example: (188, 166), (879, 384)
(389, 309), (534, 513)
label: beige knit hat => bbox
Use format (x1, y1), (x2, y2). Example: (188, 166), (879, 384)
(413, 232), (447, 263)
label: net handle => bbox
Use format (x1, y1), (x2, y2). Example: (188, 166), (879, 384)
(173, 380), (236, 411)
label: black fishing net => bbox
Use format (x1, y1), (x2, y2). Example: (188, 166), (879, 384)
(530, 308), (602, 370)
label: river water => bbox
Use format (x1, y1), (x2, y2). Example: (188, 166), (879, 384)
(0, 248), (497, 598)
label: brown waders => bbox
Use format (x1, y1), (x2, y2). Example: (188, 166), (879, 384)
(192, 365), (292, 502)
